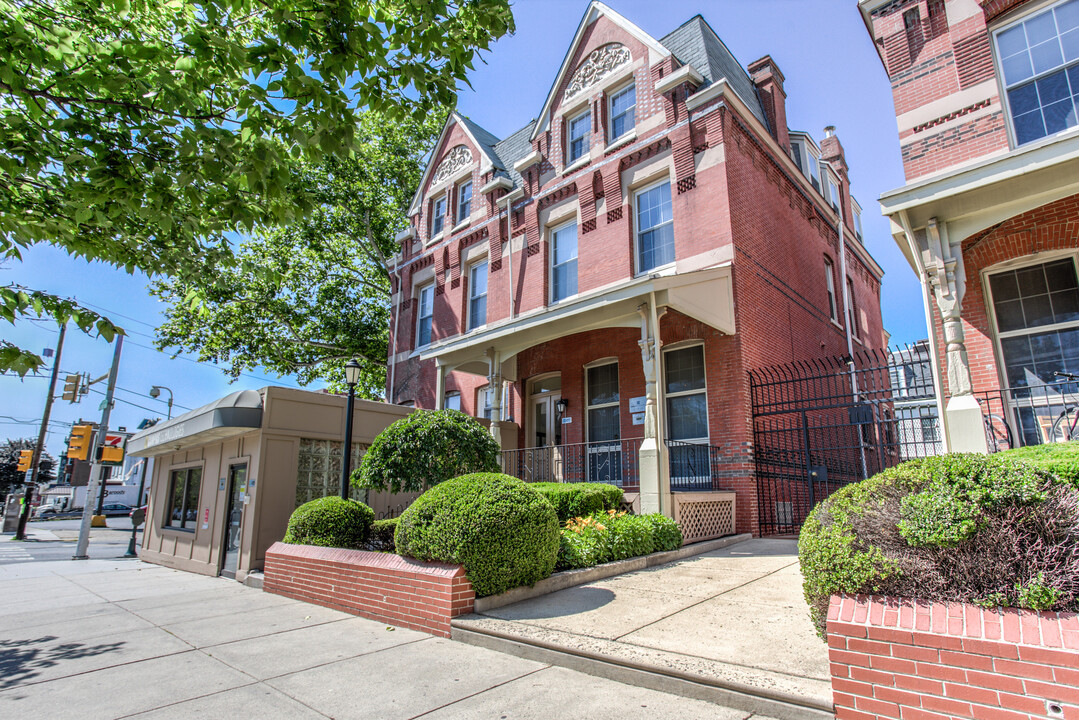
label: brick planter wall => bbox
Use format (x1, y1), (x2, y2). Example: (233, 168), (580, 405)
(263, 542), (474, 638)
(827, 594), (1079, 720)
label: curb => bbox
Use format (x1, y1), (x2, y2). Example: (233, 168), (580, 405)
(475, 533), (752, 613)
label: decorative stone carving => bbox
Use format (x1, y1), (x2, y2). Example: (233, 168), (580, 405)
(923, 218), (973, 396)
(564, 43), (631, 101)
(432, 145), (473, 185)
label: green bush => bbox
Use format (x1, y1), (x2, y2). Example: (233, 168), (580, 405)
(645, 514), (684, 552)
(798, 453), (1079, 638)
(369, 518), (398, 552)
(555, 511), (678, 570)
(355, 410), (500, 494)
(996, 441), (1079, 488)
(283, 496), (374, 548)
(530, 482), (624, 521)
(395, 473), (560, 597)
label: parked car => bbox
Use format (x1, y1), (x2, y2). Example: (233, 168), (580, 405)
(32, 505), (59, 519)
(100, 503), (133, 517)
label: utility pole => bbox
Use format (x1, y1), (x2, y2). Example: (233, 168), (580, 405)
(15, 324), (66, 541)
(73, 335), (123, 560)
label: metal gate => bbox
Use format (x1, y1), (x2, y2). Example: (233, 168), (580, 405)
(749, 344), (940, 535)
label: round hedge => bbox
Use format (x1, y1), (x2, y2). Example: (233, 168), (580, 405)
(798, 453), (1079, 638)
(394, 473), (560, 596)
(355, 409), (500, 494)
(644, 514), (684, 552)
(283, 496), (374, 548)
(530, 482), (624, 522)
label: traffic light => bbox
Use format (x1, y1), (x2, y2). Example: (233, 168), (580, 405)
(68, 424), (94, 461)
(61, 374), (82, 402)
(16, 450), (33, 472)
(98, 439), (124, 465)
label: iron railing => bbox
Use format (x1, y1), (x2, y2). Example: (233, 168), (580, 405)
(665, 440), (736, 492)
(499, 438), (643, 489)
(976, 379), (1079, 449)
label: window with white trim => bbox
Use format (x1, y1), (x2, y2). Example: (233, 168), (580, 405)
(664, 345), (707, 443)
(846, 277), (860, 340)
(445, 392), (462, 412)
(568, 110), (591, 163)
(853, 203), (863, 240)
(165, 467), (202, 530)
(806, 147), (821, 191)
(477, 383), (509, 421)
(825, 174), (840, 211)
(416, 283), (434, 347)
(457, 180), (472, 223)
(586, 363), (620, 444)
(995, 0), (1079, 146)
(609, 83), (636, 140)
(825, 258), (838, 322)
(635, 179), (674, 273)
(431, 195), (446, 237)
(551, 221), (578, 303)
(468, 260), (487, 331)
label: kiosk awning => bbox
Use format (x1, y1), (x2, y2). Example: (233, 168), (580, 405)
(127, 389), (264, 457)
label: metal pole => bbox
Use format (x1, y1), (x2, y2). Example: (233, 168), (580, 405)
(125, 457), (149, 557)
(15, 323), (66, 540)
(340, 384), (356, 500)
(73, 334), (123, 560)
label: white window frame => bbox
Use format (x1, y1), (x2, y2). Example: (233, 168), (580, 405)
(445, 391), (462, 412)
(416, 282), (434, 348)
(991, 0), (1079, 149)
(852, 199), (864, 240)
(608, 82), (636, 141)
(634, 177), (675, 275)
(431, 195), (447, 238)
(477, 383), (509, 421)
(457, 180), (473, 223)
(567, 109), (591, 164)
(806, 146), (821, 191)
(585, 361), (620, 445)
(846, 277), (860, 340)
(825, 257), (839, 323)
(662, 343), (709, 444)
(467, 259), (488, 332)
(790, 139), (805, 173)
(550, 220), (579, 304)
(824, 172), (841, 211)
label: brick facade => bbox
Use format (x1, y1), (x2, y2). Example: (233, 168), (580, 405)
(827, 594), (1079, 720)
(264, 542), (475, 638)
(386, 3), (886, 530)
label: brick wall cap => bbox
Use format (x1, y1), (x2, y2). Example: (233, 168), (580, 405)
(265, 541), (467, 579)
(655, 64), (704, 96)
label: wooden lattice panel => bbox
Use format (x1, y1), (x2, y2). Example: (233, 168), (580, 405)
(672, 492), (736, 544)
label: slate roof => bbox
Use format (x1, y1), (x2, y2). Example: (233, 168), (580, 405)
(659, 15), (769, 129)
(491, 120), (537, 188)
(456, 113), (505, 172)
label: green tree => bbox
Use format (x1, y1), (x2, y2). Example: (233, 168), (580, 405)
(0, 0), (513, 374)
(151, 108), (443, 395)
(0, 438), (56, 496)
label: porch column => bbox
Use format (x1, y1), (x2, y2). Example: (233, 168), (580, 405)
(435, 362), (447, 411)
(637, 302), (670, 516)
(924, 218), (987, 453)
(486, 347), (503, 446)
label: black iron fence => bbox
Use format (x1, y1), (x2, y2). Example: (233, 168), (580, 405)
(749, 344), (941, 535)
(665, 440), (736, 492)
(499, 438), (643, 489)
(976, 379), (1079, 449)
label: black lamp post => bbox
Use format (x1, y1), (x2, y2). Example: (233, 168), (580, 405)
(340, 358), (362, 500)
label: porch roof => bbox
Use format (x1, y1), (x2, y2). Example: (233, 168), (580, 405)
(421, 264), (734, 377)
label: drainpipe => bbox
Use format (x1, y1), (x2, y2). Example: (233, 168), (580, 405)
(388, 257), (403, 403)
(499, 188), (524, 319)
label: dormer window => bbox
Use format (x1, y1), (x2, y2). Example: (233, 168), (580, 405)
(457, 180), (473, 223)
(431, 196), (446, 237)
(609, 83), (636, 140)
(853, 202), (863, 240)
(825, 174), (840, 211)
(995, 0), (1079, 146)
(790, 139), (805, 173)
(568, 110), (591, 163)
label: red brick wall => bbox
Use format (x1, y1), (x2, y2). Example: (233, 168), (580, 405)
(263, 542), (475, 638)
(828, 594), (1079, 720)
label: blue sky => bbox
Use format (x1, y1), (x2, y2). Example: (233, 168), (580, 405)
(1, 0), (923, 458)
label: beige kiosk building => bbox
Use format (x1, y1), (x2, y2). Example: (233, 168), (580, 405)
(128, 387), (415, 582)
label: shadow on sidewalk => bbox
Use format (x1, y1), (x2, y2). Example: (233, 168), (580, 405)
(0, 636), (126, 689)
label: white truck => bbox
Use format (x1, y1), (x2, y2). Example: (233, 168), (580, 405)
(34, 484), (143, 517)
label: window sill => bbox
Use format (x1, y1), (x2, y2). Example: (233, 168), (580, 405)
(562, 156), (591, 176)
(635, 261), (677, 278)
(425, 231), (445, 247)
(605, 130), (637, 154)
(162, 526), (196, 534)
(830, 319), (843, 331)
(451, 219), (471, 234)
(465, 323), (487, 335)
(549, 293), (580, 306)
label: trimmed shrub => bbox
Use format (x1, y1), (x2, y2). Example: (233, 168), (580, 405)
(368, 518), (399, 552)
(645, 514), (684, 552)
(530, 482), (624, 521)
(555, 510), (678, 570)
(395, 473), (560, 596)
(798, 453), (1079, 638)
(996, 441), (1079, 488)
(355, 410), (500, 494)
(283, 496), (374, 549)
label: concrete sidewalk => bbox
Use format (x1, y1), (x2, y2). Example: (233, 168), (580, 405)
(453, 538), (831, 715)
(0, 557), (783, 720)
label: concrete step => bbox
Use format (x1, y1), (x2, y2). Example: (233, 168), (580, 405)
(451, 616), (834, 720)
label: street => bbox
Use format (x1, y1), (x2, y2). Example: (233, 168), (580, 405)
(0, 519), (142, 564)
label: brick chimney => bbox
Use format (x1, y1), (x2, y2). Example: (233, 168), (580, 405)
(747, 55), (789, 152)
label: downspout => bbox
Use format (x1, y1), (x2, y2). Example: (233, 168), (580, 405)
(388, 256), (403, 403)
(499, 187), (524, 319)
(898, 209), (950, 452)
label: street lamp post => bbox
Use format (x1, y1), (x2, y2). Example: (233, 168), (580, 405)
(340, 359), (362, 500)
(125, 417), (159, 558)
(149, 385), (174, 419)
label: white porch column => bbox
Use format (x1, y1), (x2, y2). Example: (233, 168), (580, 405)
(435, 362), (447, 411)
(637, 301), (670, 516)
(924, 218), (987, 453)
(486, 347), (503, 446)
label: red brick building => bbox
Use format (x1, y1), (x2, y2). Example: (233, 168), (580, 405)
(387, 1), (886, 535)
(862, 0), (1079, 450)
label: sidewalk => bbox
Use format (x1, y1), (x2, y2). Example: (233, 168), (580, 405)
(0, 557), (784, 720)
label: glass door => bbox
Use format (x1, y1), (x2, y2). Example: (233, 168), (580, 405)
(586, 363), (622, 485)
(528, 375), (561, 481)
(220, 463), (247, 579)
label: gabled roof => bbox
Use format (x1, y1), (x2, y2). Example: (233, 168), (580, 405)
(530, 1), (672, 141)
(407, 112), (506, 216)
(659, 15), (768, 129)
(492, 121), (537, 188)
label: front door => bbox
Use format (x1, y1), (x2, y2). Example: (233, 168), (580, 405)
(528, 375), (562, 481)
(220, 463), (247, 579)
